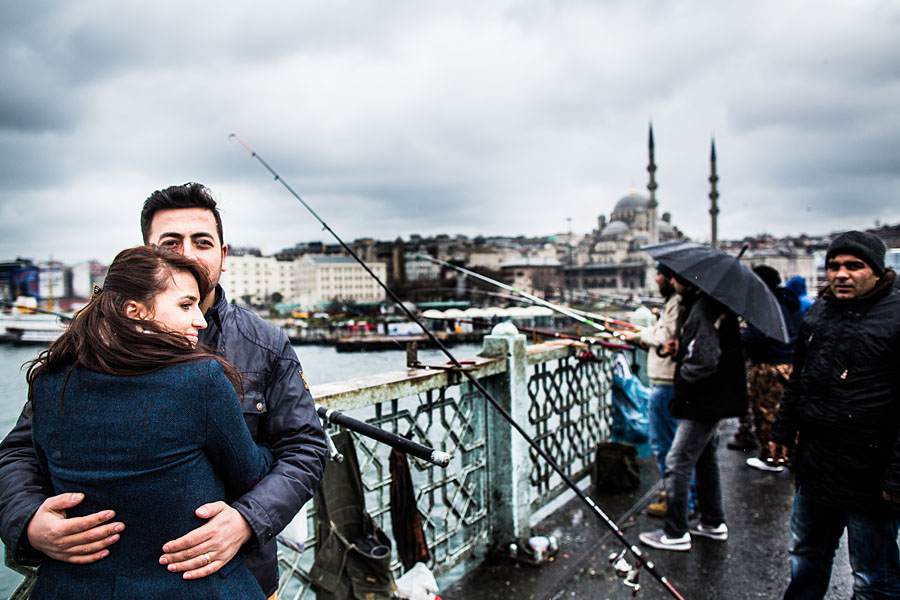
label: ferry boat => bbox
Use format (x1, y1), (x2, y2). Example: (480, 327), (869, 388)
(0, 297), (69, 345)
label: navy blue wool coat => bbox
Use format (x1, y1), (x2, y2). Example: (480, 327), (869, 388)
(29, 360), (272, 600)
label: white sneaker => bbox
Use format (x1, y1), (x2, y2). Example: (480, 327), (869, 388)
(638, 529), (691, 551)
(689, 522), (728, 541)
(746, 456), (785, 472)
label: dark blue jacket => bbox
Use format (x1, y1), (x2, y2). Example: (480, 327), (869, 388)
(194, 287), (328, 594)
(0, 286), (328, 596)
(29, 360), (272, 599)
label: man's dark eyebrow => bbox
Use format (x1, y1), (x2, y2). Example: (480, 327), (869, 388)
(827, 260), (865, 267)
(158, 232), (184, 239)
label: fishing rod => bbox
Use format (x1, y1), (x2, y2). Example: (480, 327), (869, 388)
(557, 305), (641, 331)
(229, 134), (685, 599)
(415, 254), (640, 333)
(429, 317), (636, 352)
(0, 301), (73, 321)
(316, 404), (450, 467)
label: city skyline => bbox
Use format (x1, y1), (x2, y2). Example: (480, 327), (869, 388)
(2, 1), (899, 264)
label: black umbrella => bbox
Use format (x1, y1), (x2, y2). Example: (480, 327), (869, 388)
(642, 241), (789, 343)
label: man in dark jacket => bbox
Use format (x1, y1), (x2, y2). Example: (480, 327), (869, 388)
(0, 183), (329, 598)
(770, 230), (900, 599)
(639, 277), (747, 551)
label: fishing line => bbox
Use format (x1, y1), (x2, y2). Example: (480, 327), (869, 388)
(415, 254), (630, 335)
(228, 133), (685, 599)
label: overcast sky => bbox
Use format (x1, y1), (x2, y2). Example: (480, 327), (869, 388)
(1, 1), (898, 264)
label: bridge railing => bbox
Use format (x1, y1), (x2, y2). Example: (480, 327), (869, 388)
(276, 328), (629, 600)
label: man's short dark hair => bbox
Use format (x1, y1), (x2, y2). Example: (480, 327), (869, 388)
(140, 183), (224, 246)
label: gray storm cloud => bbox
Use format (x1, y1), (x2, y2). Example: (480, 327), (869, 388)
(1, 0), (898, 263)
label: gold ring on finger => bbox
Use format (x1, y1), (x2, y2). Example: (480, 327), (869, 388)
(203, 552), (211, 565)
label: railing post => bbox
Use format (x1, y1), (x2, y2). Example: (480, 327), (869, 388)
(480, 322), (531, 547)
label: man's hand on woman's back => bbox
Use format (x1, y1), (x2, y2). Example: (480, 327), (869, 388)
(26, 492), (124, 563)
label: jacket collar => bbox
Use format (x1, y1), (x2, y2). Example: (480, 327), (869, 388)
(199, 285), (229, 350)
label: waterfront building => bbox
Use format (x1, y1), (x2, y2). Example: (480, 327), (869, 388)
(221, 253), (299, 306)
(295, 255), (387, 310)
(403, 253), (442, 282)
(222, 252), (386, 309)
(500, 257), (563, 299)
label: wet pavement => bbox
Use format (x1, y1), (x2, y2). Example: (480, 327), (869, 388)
(442, 419), (853, 599)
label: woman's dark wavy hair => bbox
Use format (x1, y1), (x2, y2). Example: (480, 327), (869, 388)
(26, 246), (241, 404)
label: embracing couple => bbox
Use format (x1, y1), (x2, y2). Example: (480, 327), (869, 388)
(0, 183), (329, 599)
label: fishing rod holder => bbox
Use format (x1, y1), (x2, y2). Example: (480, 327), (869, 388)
(316, 404), (451, 468)
(405, 342), (475, 373)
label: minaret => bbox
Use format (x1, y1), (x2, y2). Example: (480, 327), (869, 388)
(709, 138), (719, 249)
(646, 123), (659, 244)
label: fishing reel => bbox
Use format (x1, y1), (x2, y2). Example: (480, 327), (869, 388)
(608, 549), (641, 596)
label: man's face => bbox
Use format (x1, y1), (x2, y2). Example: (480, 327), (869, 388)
(146, 208), (226, 307)
(672, 277), (692, 295)
(655, 271), (674, 296)
(826, 253), (878, 300)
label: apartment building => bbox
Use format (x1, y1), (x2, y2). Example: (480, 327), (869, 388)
(296, 255), (386, 309)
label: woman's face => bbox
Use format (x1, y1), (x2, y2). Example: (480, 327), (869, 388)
(148, 270), (207, 346)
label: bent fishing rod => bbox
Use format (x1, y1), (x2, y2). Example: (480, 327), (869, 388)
(414, 254), (640, 334)
(229, 134), (685, 599)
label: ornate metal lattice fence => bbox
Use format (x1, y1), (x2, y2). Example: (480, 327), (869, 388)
(276, 337), (621, 599)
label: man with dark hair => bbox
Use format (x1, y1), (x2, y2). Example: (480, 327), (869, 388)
(639, 275), (747, 551)
(741, 265), (803, 472)
(0, 183), (329, 599)
(771, 230), (900, 598)
(622, 264), (682, 516)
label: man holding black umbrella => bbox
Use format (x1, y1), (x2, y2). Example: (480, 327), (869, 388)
(770, 231), (900, 599)
(639, 273), (748, 551)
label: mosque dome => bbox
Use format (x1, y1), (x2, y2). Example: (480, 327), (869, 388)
(658, 220), (675, 233)
(601, 220), (629, 237)
(613, 192), (649, 213)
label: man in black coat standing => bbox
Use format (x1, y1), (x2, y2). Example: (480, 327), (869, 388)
(771, 230), (900, 599)
(639, 275), (747, 551)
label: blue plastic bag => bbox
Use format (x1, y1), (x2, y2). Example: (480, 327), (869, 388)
(610, 354), (651, 458)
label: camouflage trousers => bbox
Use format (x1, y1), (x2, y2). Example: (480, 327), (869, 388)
(748, 362), (793, 460)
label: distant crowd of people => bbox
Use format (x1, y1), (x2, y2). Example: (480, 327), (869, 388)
(625, 230), (900, 599)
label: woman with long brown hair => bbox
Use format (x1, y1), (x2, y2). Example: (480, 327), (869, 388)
(26, 246), (271, 599)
